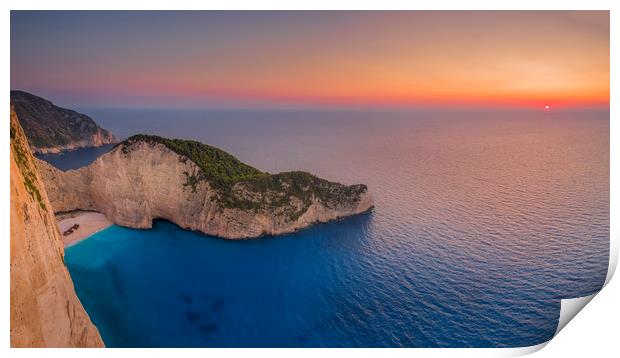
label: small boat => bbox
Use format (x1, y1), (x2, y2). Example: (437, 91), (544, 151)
(63, 223), (80, 236)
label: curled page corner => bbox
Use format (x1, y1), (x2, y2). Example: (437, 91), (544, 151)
(555, 233), (618, 334)
(604, 235), (618, 287)
(550, 238), (618, 340)
(500, 341), (549, 357)
(503, 241), (618, 357)
(554, 293), (597, 335)
(502, 294), (600, 356)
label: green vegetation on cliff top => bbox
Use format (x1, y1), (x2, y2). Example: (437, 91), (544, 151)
(118, 134), (367, 219)
(119, 134), (265, 188)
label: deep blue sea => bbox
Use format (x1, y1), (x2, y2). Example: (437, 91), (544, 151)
(57, 108), (609, 347)
(36, 144), (115, 171)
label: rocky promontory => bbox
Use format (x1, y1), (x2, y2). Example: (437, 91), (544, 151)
(37, 135), (373, 239)
(11, 90), (117, 154)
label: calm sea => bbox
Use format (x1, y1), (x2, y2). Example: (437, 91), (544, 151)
(36, 144), (115, 171)
(57, 108), (609, 347)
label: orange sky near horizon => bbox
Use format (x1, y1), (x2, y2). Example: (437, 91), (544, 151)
(11, 11), (610, 109)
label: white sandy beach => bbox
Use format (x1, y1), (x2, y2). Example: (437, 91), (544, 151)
(56, 211), (112, 247)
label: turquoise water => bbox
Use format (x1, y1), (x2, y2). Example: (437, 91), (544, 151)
(62, 109), (609, 347)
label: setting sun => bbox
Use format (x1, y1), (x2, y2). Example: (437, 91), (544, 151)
(10, 11), (610, 109)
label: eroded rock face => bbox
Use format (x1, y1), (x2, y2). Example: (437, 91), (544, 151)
(37, 140), (373, 239)
(10, 104), (104, 347)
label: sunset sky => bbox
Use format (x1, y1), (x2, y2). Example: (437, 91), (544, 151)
(10, 11), (609, 109)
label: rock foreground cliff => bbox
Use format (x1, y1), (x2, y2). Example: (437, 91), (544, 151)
(10, 104), (104, 347)
(38, 135), (374, 239)
(11, 90), (117, 154)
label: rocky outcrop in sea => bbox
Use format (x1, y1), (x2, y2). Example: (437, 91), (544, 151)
(37, 135), (374, 239)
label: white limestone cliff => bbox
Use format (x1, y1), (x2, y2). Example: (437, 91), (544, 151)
(37, 139), (373, 239)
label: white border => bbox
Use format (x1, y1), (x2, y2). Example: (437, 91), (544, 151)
(2, 1), (617, 357)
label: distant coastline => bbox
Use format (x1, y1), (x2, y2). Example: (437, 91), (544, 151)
(11, 90), (118, 154)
